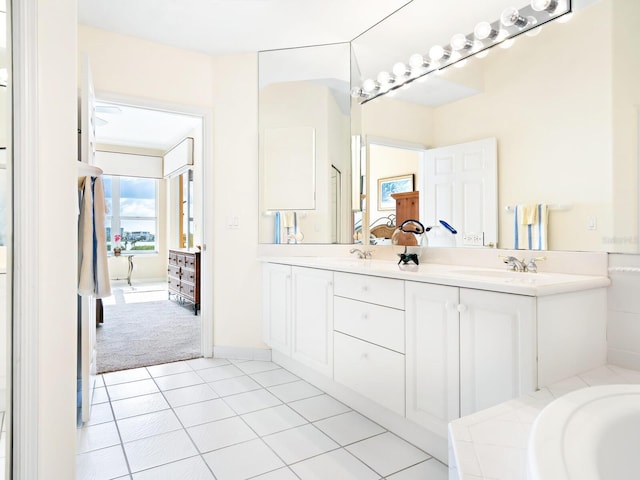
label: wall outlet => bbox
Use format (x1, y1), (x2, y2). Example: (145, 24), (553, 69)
(462, 232), (484, 246)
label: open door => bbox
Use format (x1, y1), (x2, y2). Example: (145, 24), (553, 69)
(420, 138), (498, 247)
(78, 54), (97, 423)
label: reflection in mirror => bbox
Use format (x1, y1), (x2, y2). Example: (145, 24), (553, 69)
(258, 43), (353, 244)
(0, 0), (9, 477)
(352, 0), (640, 253)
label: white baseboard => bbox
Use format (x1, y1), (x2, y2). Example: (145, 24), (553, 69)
(213, 346), (272, 362)
(608, 348), (640, 371)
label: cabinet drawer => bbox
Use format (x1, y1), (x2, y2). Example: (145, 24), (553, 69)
(168, 252), (179, 266)
(168, 277), (181, 292)
(184, 254), (197, 269)
(334, 296), (404, 353)
(334, 332), (405, 416)
(176, 254), (186, 267)
(168, 265), (181, 279)
(182, 268), (197, 283)
(334, 272), (404, 309)
(180, 281), (197, 300)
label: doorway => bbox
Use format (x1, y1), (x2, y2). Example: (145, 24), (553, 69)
(92, 96), (211, 373)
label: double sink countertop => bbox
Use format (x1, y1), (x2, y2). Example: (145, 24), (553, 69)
(261, 256), (610, 296)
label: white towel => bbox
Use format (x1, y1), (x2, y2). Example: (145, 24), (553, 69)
(78, 176), (112, 298)
(514, 204), (548, 250)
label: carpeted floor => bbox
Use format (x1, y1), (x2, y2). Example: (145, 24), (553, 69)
(97, 298), (201, 373)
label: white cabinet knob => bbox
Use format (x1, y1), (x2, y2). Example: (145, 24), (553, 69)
(362, 285), (369, 292)
(362, 313), (368, 321)
(457, 304), (467, 313)
(361, 352), (368, 360)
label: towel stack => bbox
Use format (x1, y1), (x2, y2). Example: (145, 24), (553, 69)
(514, 204), (548, 250)
(273, 211), (303, 244)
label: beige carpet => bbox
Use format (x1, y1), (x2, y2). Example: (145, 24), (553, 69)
(97, 299), (201, 373)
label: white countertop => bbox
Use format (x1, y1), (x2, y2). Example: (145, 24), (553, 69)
(447, 364), (640, 480)
(261, 257), (610, 296)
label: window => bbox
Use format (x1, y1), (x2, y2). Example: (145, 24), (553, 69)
(104, 175), (158, 254)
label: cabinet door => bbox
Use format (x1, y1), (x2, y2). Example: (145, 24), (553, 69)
(262, 263), (292, 355)
(405, 281), (459, 436)
(291, 267), (334, 377)
(459, 289), (536, 416)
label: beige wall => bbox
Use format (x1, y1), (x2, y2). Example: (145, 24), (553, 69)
(79, 26), (265, 351)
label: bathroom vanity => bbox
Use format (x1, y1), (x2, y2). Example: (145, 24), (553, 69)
(261, 255), (610, 462)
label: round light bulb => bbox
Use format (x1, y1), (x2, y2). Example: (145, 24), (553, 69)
(350, 87), (364, 98)
(501, 7), (528, 28)
(429, 45), (450, 62)
(409, 53), (429, 70)
(474, 21), (496, 41)
(392, 62), (410, 78)
(451, 33), (472, 51)
(376, 71), (395, 85)
(362, 78), (379, 93)
(531, 0), (558, 12)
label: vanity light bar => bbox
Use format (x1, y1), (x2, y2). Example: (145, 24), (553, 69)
(352, 0), (571, 104)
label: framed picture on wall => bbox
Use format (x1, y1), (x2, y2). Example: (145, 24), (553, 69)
(378, 174), (414, 210)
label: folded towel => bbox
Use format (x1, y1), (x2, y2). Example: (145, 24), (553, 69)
(514, 204), (548, 250)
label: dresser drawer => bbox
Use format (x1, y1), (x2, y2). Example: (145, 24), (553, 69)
(334, 332), (405, 415)
(334, 296), (404, 353)
(168, 252), (179, 266)
(334, 272), (404, 309)
(182, 268), (197, 283)
(168, 264), (181, 279)
(180, 281), (197, 301)
(168, 277), (181, 292)
(184, 254), (198, 269)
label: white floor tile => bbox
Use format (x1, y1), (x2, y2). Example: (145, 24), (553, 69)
(250, 368), (299, 387)
(154, 371), (204, 391)
(111, 392), (170, 420)
(117, 409), (183, 443)
(185, 357), (231, 370)
(123, 429), (198, 473)
(291, 448), (380, 480)
(263, 424), (339, 464)
(187, 416), (258, 453)
(146, 361), (193, 378)
(107, 379), (160, 401)
(174, 398), (236, 427)
(203, 438), (284, 480)
(77, 422), (122, 454)
(236, 360), (281, 375)
(103, 368), (151, 386)
(250, 467), (299, 480)
(92, 386), (110, 405)
(76, 445), (129, 480)
(241, 404), (307, 436)
(84, 402), (114, 426)
(223, 389), (282, 415)
(386, 459), (449, 480)
(209, 375), (262, 397)
(313, 411), (385, 446)
(132, 455), (214, 480)
(163, 383), (219, 408)
(346, 433), (430, 477)
(288, 394), (351, 422)
(267, 380), (323, 403)
(196, 364), (245, 383)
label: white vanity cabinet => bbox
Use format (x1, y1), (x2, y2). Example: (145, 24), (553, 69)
(333, 272), (406, 415)
(405, 281), (536, 435)
(291, 266), (334, 377)
(262, 263), (292, 354)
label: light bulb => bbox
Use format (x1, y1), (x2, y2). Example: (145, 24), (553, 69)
(362, 78), (380, 93)
(501, 7), (528, 28)
(429, 45), (451, 62)
(392, 62), (410, 78)
(350, 87), (365, 98)
(409, 53), (429, 70)
(451, 33), (472, 51)
(474, 21), (498, 41)
(531, 0), (558, 13)
(377, 71), (395, 85)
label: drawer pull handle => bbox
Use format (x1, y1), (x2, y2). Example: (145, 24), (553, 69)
(362, 285), (369, 292)
(362, 313), (368, 320)
(361, 353), (368, 360)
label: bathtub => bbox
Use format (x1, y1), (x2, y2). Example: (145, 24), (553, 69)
(528, 384), (640, 480)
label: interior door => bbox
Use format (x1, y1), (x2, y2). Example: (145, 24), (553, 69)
(79, 55), (97, 423)
(420, 137), (497, 247)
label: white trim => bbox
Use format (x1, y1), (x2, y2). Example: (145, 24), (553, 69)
(213, 346), (272, 362)
(93, 92), (215, 357)
(12, 0), (40, 477)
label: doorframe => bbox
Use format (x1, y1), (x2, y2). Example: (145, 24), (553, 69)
(94, 92), (214, 357)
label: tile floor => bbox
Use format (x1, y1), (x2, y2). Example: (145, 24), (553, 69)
(77, 358), (448, 480)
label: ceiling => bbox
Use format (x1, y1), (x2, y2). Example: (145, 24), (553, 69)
(81, 0), (412, 150)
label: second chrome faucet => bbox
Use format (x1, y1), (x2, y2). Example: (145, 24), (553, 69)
(350, 248), (373, 259)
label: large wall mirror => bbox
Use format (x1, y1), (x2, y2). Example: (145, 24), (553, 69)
(352, 0), (640, 253)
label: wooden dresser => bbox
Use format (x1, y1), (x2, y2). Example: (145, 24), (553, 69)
(168, 248), (201, 314)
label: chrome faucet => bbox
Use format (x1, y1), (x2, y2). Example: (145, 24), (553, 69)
(501, 255), (527, 272)
(350, 248), (373, 259)
(526, 256), (546, 273)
